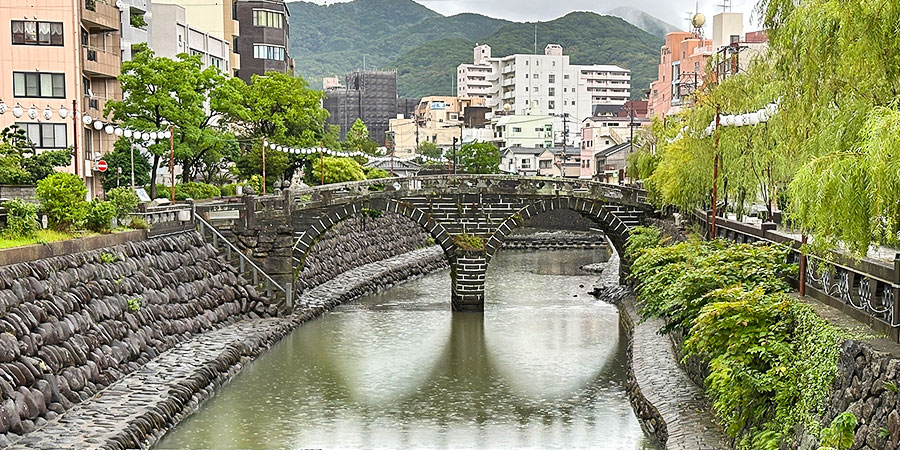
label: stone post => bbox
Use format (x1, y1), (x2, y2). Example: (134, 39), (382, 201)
(893, 253), (900, 340)
(451, 249), (487, 312)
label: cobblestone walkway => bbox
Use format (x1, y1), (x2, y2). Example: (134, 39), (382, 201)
(630, 311), (731, 450)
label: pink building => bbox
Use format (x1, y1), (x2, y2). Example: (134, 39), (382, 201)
(648, 32), (712, 118)
(0, 0), (121, 197)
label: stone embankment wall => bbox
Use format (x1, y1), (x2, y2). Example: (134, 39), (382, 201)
(502, 230), (609, 250)
(296, 212), (431, 292)
(0, 232), (267, 446)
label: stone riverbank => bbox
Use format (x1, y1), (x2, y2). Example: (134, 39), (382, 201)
(5, 246), (447, 449)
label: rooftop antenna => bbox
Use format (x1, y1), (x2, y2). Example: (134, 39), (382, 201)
(717, 0), (732, 12)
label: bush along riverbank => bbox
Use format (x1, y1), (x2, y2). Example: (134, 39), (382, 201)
(625, 226), (860, 450)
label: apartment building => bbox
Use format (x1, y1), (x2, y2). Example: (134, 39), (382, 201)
(491, 113), (555, 149)
(0, 0), (123, 198)
(152, 0), (240, 76)
(457, 44), (631, 126)
(234, 0), (292, 82)
(149, 3), (231, 72)
(388, 96), (486, 157)
(648, 12), (768, 118)
(324, 70), (418, 145)
(119, 0), (150, 61)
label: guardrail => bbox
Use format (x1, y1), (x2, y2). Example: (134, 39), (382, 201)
(690, 209), (900, 341)
(130, 203), (195, 237)
(196, 216), (291, 308)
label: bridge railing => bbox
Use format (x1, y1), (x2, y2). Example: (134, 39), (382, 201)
(690, 209), (900, 341)
(130, 203), (194, 237)
(290, 175), (650, 209)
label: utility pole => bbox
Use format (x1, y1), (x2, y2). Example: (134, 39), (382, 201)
(169, 124), (175, 203)
(628, 103), (635, 185)
(711, 106), (721, 237)
(261, 137), (267, 195)
(554, 113), (570, 178)
(452, 137), (458, 174)
(72, 100), (79, 182)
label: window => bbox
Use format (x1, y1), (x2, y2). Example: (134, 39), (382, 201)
(11, 21), (63, 46)
(252, 9), (284, 28)
(13, 72), (65, 98)
(253, 44), (285, 60)
(548, 74), (556, 83)
(548, 100), (555, 109)
(548, 87), (555, 96)
(539, 160), (551, 169)
(19, 123), (67, 148)
(512, 127), (522, 133)
(564, 74), (570, 80)
(521, 159), (531, 168)
(210, 56), (224, 70)
(534, 128), (543, 132)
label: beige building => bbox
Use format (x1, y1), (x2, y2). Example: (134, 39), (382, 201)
(153, 0), (239, 76)
(389, 96), (486, 157)
(149, 3), (232, 72)
(0, 0), (122, 197)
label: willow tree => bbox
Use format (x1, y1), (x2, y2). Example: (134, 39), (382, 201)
(760, 0), (900, 254)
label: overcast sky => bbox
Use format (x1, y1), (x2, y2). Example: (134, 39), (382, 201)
(304, 0), (763, 31)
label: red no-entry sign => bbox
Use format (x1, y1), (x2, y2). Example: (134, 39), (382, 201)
(97, 160), (108, 172)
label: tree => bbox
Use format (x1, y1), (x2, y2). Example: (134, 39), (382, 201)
(235, 142), (291, 188)
(0, 126), (71, 185)
(100, 139), (152, 191)
(363, 166), (390, 180)
(416, 141), (442, 159)
(457, 142), (500, 174)
(106, 44), (236, 198)
(342, 118), (380, 155)
(309, 156), (366, 185)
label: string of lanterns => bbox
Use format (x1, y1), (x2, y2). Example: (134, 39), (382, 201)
(0, 99), (171, 142)
(703, 102), (779, 136)
(264, 142), (445, 164)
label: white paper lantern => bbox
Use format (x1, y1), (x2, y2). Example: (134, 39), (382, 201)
(58, 105), (68, 119)
(82, 114), (92, 124)
(141, 132), (150, 141)
(758, 109), (769, 123)
(749, 112), (760, 126)
(0, 100), (6, 115)
(93, 120), (103, 130)
(114, 127), (123, 136)
(42, 106), (53, 120)
(28, 105), (38, 119)
(104, 125), (114, 135)
(767, 103), (778, 116)
(12, 104), (23, 118)
(149, 131), (158, 140)
(124, 129), (133, 138)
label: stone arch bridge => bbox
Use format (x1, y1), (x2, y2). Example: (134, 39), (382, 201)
(199, 175), (651, 312)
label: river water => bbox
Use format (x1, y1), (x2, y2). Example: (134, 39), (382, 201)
(155, 249), (653, 449)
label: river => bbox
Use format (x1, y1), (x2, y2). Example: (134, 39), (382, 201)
(155, 249), (653, 449)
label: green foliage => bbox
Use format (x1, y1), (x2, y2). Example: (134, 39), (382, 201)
(100, 139), (152, 191)
(36, 172), (88, 231)
(344, 119), (380, 155)
(106, 187), (140, 221)
(452, 233), (484, 251)
(416, 142), (443, 159)
(425, 236), (436, 246)
(631, 236), (855, 449)
(884, 381), (898, 394)
(1, 199), (39, 238)
(151, 182), (221, 201)
(457, 141), (500, 174)
(624, 225), (666, 261)
(310, 156), (366, 185)
(363, 166), (390, 180)
(99, 252), (116, 264)
(360, 208), (384, 218)
(85, 200), (116, 233)
(127, 297), (141, 312)
(129, 12), (146, 29)
(129, 216), (150, 230)
(0, 126), (72, 185)
(818, 412), (858, 450)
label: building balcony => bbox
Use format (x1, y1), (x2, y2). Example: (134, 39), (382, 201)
(83, 46), (121, 78)
(502, 65), (515, 74)
(82, 0), (120, 32)
(502, 91), (515, 100)
(502, 78), (516, 87)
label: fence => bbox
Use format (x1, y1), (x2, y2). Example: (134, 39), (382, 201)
(690, 210), (900, 341)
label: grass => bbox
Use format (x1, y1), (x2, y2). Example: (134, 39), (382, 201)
(0, 229), (76, 249)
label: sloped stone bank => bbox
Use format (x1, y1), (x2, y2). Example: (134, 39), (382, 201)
(5, 246), (447, 449)
(296, 212), (431, 292)
(0, 231), (268, 447)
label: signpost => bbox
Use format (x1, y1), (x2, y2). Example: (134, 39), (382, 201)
(97, 160), (108, 172)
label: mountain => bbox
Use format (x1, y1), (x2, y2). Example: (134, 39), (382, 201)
(286, 0), (509, 89)
(393, 12), (663, 100)
(606, 7), (681, 38)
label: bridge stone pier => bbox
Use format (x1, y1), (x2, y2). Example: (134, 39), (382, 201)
(287, 175), (651, 312)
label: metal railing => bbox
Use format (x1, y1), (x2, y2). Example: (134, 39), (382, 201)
(196, 216), (291, 308)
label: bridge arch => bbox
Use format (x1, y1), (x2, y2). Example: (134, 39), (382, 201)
(292, 198), (457, 274)
(484, 197), (631, 263)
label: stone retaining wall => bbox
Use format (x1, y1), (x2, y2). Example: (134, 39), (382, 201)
(296, 212), (432, 292)
(501, 229), (610, 251)
(0, 231), (268, 446)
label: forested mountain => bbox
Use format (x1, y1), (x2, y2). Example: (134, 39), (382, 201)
(606, 6), (681, 38)
(286, 1), (663, 99)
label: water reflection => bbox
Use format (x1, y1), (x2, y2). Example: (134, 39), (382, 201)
(155, 249), (652, 450)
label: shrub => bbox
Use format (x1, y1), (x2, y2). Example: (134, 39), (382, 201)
(151, 182), (221, 201)
(106, 187), (140, 221)
(452, 233), (484, 251)
(127, 297), (141, 312)
(36, 172), (88, 231)
(219, 183), (247, 197)
(363, 166), (390, 180)
(624, 225), (666, 261)
(129, 216), (150, 230)
(85, 200), (116, 233)
(1, 199), (39, 238)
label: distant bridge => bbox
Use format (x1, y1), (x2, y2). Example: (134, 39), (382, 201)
(198, 175), (652, 312)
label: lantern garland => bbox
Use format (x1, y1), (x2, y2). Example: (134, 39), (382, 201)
(703, 102), (779, 136)
(262, 142), (445, 164)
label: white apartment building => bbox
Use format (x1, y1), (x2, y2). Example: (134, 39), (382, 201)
(120, 0), (151, 62)
(492, 113), (555, 149)
(149, 3), (231, 72)
(457, 44), (631, 132)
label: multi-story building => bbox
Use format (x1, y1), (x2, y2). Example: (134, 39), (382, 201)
(152, 0), (240, 76)
(457, 44), (631, 130)
(233, 0), (291, 82)
(324, 70), (419, 145)
(0, 0), (123, 198)
(648, 12), (768, 118)
(491, 113), (555, 149)
(119, 0), (150, 61)
(149, 4), (232, 72)
(388, 96), (487, 157)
